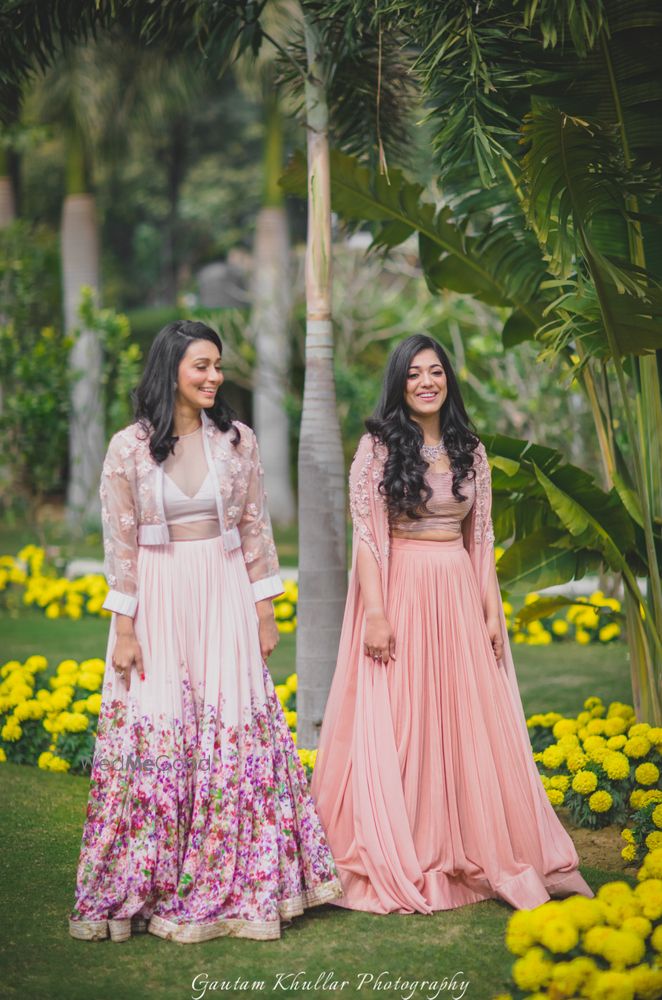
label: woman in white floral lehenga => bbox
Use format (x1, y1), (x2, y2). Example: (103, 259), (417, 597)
(68, 320), (341, 943)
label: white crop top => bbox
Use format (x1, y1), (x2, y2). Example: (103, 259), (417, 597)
(162, 424), (220, 540)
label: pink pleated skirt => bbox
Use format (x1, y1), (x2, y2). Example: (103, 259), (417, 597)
(315, 536), (592, 914)
(68, 535), (341, 943)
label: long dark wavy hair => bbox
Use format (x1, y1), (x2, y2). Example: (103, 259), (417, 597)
(132, 320), (239, 463)
(365, 334), (480, 520)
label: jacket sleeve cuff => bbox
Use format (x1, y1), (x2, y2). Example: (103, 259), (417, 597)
(251, 575), (285, 602)
(102, 589), (138, 618)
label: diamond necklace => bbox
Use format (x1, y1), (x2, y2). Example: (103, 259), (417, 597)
(420, 439), (447, 462)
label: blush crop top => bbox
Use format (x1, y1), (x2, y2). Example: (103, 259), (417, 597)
(390, 470), (476, 536)
(161, 424), (220, 540)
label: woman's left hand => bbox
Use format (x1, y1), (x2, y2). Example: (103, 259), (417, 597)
(257, 600), (280, 661)
(485, 615), (503, 663)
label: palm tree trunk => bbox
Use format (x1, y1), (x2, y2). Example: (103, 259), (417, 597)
(296, 15), (347, 749)
(62, 126), (104, 530)
(252, 97), (295, 525)
(0, 133), (16, 228)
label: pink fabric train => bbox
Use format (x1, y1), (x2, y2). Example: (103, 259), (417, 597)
(310, 433), (594, 913)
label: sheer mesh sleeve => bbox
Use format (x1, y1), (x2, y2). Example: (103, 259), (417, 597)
(100, 435), (139, 618)
(237, 429), (284, 602)
(473, 441), (496, 546)
(349, 434), (386, 568)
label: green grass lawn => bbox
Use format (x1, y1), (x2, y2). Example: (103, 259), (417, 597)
(0, 607), (634, 1000)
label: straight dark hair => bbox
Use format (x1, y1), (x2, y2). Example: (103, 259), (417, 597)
(365, 334), (480, 520)
(132, 320), (239, 463)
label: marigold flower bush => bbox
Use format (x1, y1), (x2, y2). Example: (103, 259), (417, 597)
(0, 545), (298, 632)
(494, 877), (662, 1000)
(1, 545), (624, 643)
(528, 697), (662, 830)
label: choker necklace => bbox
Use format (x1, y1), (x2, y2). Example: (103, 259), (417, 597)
(420, 439), (447, 462)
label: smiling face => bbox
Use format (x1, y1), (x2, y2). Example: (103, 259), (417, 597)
(175, 339), (224, 410)
(403, 348), (447, 424)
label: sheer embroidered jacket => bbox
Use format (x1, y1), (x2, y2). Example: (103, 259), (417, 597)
(99, 408), (284, 618)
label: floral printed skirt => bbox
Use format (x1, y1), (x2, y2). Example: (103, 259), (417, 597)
(68, 536), (342, 943)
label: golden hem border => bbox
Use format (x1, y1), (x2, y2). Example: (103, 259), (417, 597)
(68, 877), (343, 943)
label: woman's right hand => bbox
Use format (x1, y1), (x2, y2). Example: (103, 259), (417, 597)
(364, 614), (396, 665)
(111, 627), (144, 691)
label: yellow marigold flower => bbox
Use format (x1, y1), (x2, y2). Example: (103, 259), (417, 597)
(584, 734), (607, 751)
(635, 763), (659, 786)
(641, 790), (662, 807)
(290, 731), (297, 744)
(541, 743), (565, 769)
(524, 592), (541, 606)
(647, 726), (662, 744)
(278, 620), (296, 634)
(576, 628), (591, 644)
(624, 736), (652, 759)
(552, 619), (569, 635)
(553, 718), (577, 738)
(630, 963), (662, 1000)
(1, 718), (22, 741)
(505, 910), (536, 955)
(598, 882), (634, 906)
(560, 895), (605, 931)
(629, 723), (651, 738)
(85, 694), (102, 715)
(651, 926), (662, 952)
(0, 747), (6, 762)
(601, 928), (646, 969)
(76, 672), (101, 691)
(599, 623), (621, 642)
(47, 755), (70, 773)
(45, 602), (61, 619)
(607, 735), (628, 750)
(588, 744), (610, 765)
(285, 672), (297, 693)
(550, 775), (570, 792)
(72, 699), (88, 713)
(284, 710), (297, 729)
(646, 832), (662, 852)
(38, 750), (54, 769)
(557, 733), (580, 749)
(23, 655), (47, 671)
(566, 749), (589, 772)
(13, 699), (45, 722)
(604, 717), (627, 737)
(602, 752), (631, 781)
(589, 790), (613, 813)
(550, 956), (598, 996)
(546, 788), (564, 807)
(274, 600), (295, 621)
(533, 751), (544, 762)
(621, 916), (652, 939)
(631, 790), (646, 810)
(50, 687), (74, 710)
(638, 849), (662, 881)
(634, 879), (662, 919)
(577, 710), (591, 725)
(621, 844), (637, 863)
(621, 828), (635, 843)
(587, 719), (606, 736)
(80, 658), (105, 674)
(572, 770), (599, 795)
(56, 659), (78, 675)
(274, 684), (290, 705)
(60, 711), (89, 733)
(653, 805), (662, 830)
(590, 970), (635, 1000)
(512, 946), (554, 991)
(539, 917), (578, 953)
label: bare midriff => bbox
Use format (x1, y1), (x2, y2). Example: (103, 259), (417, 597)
(391, 528), (462, 542)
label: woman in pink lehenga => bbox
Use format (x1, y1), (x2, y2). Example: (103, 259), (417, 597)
(311, 334), (594, 915)
(68, 321), (341, 944)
